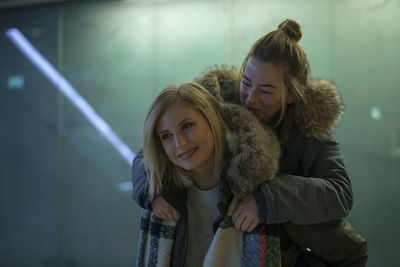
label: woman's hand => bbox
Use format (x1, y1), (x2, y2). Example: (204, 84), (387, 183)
(232, 195), (259, 232)
(151, 196), (181, 221)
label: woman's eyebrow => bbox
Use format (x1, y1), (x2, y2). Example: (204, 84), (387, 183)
(243, 75), (276, 89)
(177, 118), (191, 127)
(158, 118), (191, 134)
(158, 129), (169, 135)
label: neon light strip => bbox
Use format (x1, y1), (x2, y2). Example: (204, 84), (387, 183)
(6, 28), (135, 166)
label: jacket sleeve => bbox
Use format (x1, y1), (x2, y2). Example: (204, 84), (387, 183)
(259, 137), (353, 225)
(131, 150), (153, 210)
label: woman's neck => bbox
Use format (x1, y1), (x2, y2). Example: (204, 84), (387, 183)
(190, 168), (219, 190)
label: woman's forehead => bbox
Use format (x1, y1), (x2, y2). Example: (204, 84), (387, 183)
(244, 58), (285, 84)
(157, 104), (200, 129)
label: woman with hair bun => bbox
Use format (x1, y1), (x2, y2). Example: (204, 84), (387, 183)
(194, 19), (368, 266)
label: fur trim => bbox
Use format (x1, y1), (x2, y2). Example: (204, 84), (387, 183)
(222, 103), (280, 199)
(194, 66), (240, 104)
(195, 66), (280, 199)
(194, 66), (344, 139)
(296, 80), (344, 138)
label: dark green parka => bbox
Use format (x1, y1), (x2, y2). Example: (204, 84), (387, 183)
(194, 67), (367, 266)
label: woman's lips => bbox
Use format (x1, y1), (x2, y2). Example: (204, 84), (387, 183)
(247, 107), (261, 115)
(246, 106), (260, 112)
(178, 147), (198, 160)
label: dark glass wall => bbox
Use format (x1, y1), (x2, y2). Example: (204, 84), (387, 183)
(1, 0), (399, 266)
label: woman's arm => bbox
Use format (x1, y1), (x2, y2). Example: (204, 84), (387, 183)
(131, 150), (153, 210)
(131, 150), (181, 220)
(259, 138), (353, 225)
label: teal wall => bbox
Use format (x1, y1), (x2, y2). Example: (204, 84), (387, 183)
(1, 0), (399, 266)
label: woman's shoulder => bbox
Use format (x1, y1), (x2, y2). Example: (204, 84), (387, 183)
(289, 126), (336, 151)
(287, 126), (339, 160)
(285, 126), (339, 175)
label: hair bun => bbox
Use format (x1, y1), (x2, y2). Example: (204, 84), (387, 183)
(278, 19), (302, 42)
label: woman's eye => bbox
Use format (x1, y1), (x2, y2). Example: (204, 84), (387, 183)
(182, 122), (194, 130)
(241, 80), (251, 87)
(260, 89), (272, 95)
(160, 133), (171, 140)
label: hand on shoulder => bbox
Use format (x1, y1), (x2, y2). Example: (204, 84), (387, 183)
(232, 195), (259, 232)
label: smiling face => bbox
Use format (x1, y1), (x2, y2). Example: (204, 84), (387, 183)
(156, 103), (215, 175)
(240, 57), (293, 123)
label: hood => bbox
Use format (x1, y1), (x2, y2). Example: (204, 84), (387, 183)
(194, 65), (240, 104)
(296, 79), (344, 138)
(195, 66), (344, 139)
(195, 66), (280, 202)
(220, 103), (280, 200)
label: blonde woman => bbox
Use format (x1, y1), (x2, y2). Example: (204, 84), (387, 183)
(133, 82), (281, 266)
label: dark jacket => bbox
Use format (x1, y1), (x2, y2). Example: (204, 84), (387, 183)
(275, 127), (367, 266)
(194, 66), (367, 266)
(195, 66), (351, 224)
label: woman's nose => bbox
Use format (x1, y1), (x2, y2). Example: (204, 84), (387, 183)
(174, 133), (187, 148)
(246, 87), (259, 106)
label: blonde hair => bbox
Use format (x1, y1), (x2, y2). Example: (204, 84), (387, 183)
(239, 19), (310, 146)
(143, 82), (227, 198)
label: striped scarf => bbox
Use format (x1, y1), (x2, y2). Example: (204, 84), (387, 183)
(136, 197), (281, 267)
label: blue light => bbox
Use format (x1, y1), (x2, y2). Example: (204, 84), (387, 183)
(8, 75), (25, 90)
(117, 181), (133, 192)
(371, 106), (382, 120)
(6, 28), (136, 166)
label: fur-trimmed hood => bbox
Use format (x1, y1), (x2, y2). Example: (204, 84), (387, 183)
(195, 66), (344, 139)
(193, 66), (281, 202)
(220, 102), (280, 201)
